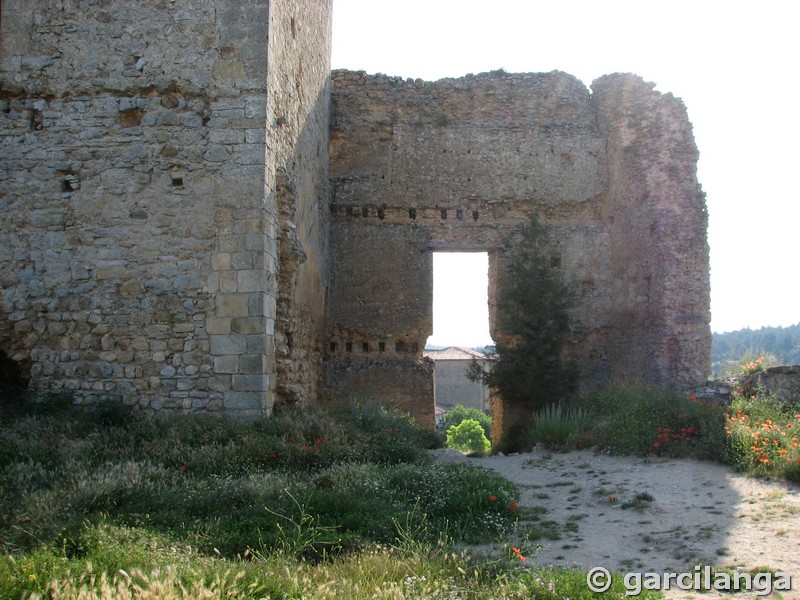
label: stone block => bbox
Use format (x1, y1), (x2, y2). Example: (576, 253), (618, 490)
(231, 316), (265, 334)
(209, 334), (247, 355)
(213, 355), (239, 374)
(246, 333), (268, 354)
(219, 271), (238, 292)
(204, 144), (229, 162)
(223, 390), (262, 410)
(211, 252), (231, 271)
(237, 269), (269, 292)
(238, 353), (266, 374)
(215, 293), (249, 317)
(208, 375), (232, 392)
(232, 374), (269, 392)
(206, 317), (232, 335)
(231, 251), (254, 270)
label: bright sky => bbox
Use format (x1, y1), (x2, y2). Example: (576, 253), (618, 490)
(331, 0), (800, 342)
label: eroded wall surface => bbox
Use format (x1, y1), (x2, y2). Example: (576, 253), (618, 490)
(0, 0), (331, 415)
(327, 70), (710, 420)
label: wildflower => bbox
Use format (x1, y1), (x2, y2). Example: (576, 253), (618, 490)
(512, 547), (527, 561)
(489, 495), (497, 502)
(180, 465), (187, 471)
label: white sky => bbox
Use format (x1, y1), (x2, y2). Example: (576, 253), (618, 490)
(331, 0), (800, 342)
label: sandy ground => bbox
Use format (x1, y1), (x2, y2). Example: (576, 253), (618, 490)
(432, 448), (800, 599)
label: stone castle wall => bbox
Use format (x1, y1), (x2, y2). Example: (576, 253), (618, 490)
(0, 0), (332, 416)
(1, 3), (710, 427)
(326, 70), (710, 420)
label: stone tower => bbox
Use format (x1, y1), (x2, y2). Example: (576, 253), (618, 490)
(0, 0), (333, 416)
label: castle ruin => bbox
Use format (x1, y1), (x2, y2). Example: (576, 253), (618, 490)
(0, 1), (710, 431)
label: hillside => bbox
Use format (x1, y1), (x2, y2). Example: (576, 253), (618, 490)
(712, 323), (800, 374)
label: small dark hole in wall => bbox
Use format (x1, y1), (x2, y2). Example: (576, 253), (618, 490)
(172, 177), (183, 187)
(361, 206), (369, 218)
(30, 110), (44, 130)
(409, 208), (416, 220)
(362, 342), (369, 353)
(329, 341), (336, 352)
(395, 341), (406, 353)
(550, 254), (562, 269)
(0, 350), (30, 399)
(330, 204), (338, 216)
(345, 342), (353, 353)
(377, 206), (385, 220)
(456, 208), (463, 220)
(379, 342), (386, 352)
(472, 210), (479, 221)
(440, 208), (447, 219)
(61, 173), (80, 193)
(411, 342), (419, 353)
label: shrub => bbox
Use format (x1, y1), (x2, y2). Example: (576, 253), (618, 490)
(530, 402), (587, 448)
(441, 404), (491, 439)
(446, 419), (491, 455)
(571, 381), (728, 460)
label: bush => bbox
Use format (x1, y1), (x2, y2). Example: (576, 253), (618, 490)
(446, 419), (491, 455)
(570, 382), (728, 460)
(441, 404), (491, 439)
(530, 402), (587, 448)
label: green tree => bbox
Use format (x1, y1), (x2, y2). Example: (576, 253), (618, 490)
(442, 404), (491, 440)
(471, 216), (578, 448)
(446, 419), (492, 454)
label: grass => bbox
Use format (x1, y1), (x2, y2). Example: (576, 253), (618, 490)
(0, 393), (659, 599)
(530, 403), (587, 449)
(7, 378), (793, 598)
(526, 380), (800, 485)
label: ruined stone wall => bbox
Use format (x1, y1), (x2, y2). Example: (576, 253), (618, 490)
(266, 0), (332, 409)
(0, 0), (331, 415)
(591, 75), (710, 387)
(327, 69), (710, 421)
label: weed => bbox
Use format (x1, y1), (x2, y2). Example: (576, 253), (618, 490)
(620, 492), (655, 511)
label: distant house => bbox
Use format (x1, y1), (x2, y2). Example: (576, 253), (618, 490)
(423, 347), (493, 423)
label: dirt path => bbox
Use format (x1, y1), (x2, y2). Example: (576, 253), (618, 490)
(433, 449), (800, 598)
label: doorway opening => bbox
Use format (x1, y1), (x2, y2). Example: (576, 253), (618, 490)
(425, 252), (494, 426)
(426, 252), (492, 350)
